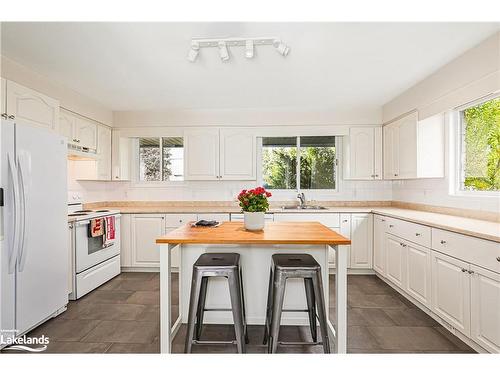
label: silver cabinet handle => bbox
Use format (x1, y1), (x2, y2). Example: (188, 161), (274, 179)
(496, 257), (500, 262)
(415, 233), (421, 236)
(1, 113), (8, 119)
(381, 219), (386, 222)
(461, 268), (467, 273)
(8, 114), (15, 120)
(389, 224), (394, 228)
(342, 219), (348, 223)
(468, 270), (474, 275)
(375, 174), (379, 177)
(440, 240), (446, 244)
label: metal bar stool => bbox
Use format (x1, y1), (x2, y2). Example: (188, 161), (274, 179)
(185, 252), (249, 353)
(263, 253), (330, 353)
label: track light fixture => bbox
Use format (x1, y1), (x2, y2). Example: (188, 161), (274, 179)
(186, 41), (200, 62)
(273, 39), (290, 56)
(245, 40), (254, 59)
(187, 37), (290, 63)
(218, 41), (229, 62)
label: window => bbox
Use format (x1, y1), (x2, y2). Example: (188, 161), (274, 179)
(459, 96), (500, 192)
(262, 136), (336, 190)
(138, 137), (183, 182)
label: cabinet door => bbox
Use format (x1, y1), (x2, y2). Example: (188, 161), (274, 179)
(131, 214), (165, 267)
(397, 112), (418, 179)
(405, 242), (431, 308)
(330, 214), (351, 268)
(1, 77), (6, 116)
(74, 118), (97, 149)
(164, 214), (197, 268)
(345, 127), (375, 180)
(383, 124), (399, 179)
(219, 128), (256, 180)
(59, 110), (77, 144)
(373, 215), (386, 275)
(350, 214), (372, 269)
(6, 80), (59, 131)
(385, 234), (405, 289)
(431, 251), (471, 336)
(373, 127), (383, 180)
(184, 128), (219, 180)
(111, 131), (132, 180)
(96, 125), (112, 180)
(470, 265), (500, 353)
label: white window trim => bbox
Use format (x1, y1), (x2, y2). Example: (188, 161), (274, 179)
(257, 136), (340, 193)
(130, 137), (187, 188)
(451, 93), (500, 197)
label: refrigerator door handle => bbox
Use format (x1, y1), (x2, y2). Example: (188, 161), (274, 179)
(7, 153), (21, 274)
(17, 152), (30, 272)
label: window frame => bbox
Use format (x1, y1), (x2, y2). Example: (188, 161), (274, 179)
(257, 136), (339, 193)
(131, 136), (186, 187)
(453, 93), (500, 197)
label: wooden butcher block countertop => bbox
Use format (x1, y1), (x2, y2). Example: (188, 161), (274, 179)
(156, 221), (351, 245)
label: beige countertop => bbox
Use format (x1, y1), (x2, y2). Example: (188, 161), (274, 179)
(79, 201), (500, 243)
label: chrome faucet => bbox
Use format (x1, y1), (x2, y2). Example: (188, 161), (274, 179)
(297, 192), (306, 208)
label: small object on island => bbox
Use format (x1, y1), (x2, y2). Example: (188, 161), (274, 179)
(191, 220), (220, 227)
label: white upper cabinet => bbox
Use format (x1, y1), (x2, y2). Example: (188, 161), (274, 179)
(111, 130), (132, 181)
(96, 125), (112, 180)
(219, 128), (256, 180)
(59, 110), (77, 143)
(184, 127), (256, 181)
(74, 118), (97, 150)
(343, 127), (382, 180)
(184, 128), (220, 180)
(4, 80), (59, 131)
(383, 112), (444, 180)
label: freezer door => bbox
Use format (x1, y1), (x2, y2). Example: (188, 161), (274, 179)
(0, 120), (16, 345)
(15, 122), (68, 335)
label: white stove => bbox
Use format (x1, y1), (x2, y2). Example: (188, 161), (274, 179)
(68, 201), (121, 300)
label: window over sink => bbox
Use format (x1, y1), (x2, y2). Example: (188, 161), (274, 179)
(136, 137), (184, 182)
(261, 136), (337, 190)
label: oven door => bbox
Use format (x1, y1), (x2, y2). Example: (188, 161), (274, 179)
(75, 215), (121, 273)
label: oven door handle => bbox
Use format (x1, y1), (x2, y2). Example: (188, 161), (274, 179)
(76, 220), (91, 226)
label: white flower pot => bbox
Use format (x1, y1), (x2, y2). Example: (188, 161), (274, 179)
(243, 211), (265, 231)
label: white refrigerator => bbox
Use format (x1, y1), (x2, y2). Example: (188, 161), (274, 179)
(1, 119), (68, 347)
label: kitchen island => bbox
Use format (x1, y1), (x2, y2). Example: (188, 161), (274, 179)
(156, 221), (351, 353)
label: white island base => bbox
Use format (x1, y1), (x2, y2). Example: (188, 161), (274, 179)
(159, 243), (348, 353)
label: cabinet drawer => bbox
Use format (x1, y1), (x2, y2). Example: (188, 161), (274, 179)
(432, 228), (500, 274)
(386, 217), (431, 248)
(274, 213), (340, 227)
(164, 214), (197, 227)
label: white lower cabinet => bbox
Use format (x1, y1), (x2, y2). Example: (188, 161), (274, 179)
(350, 214), (372, 269)
(470, 265), (500, 353)
(405, 242), (431, 307)
(431, 251), (471, 336)
(373, 215), (386, 275)
(131, 214), (165, 267)
(385, 234), (406, 289)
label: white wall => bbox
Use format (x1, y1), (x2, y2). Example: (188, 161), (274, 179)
(1, 55), (113, 126)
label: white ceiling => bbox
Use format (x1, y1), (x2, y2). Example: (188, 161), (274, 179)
(1, 22), (499, 112)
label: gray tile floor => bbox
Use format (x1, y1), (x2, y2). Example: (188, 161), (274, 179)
(10, 272), (473, 354)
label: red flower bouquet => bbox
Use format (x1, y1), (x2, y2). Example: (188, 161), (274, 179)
(237, 187), (272, 212)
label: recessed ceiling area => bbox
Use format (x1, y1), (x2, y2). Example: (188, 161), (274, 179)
(1, 22), (499, 112)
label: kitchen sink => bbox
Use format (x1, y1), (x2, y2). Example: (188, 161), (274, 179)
(281, 205), (328, 210)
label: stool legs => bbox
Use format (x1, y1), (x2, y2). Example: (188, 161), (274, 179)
(228, 270), (246, 353)
(269, 272), (286, 354)
(312, 272), (330, 353)
(304, 278), (317, 342)
(263, 266), (273, 345)
(239, 268), (249, 344)
(185, 270), (203, 353)
(195, 276), (209, 341)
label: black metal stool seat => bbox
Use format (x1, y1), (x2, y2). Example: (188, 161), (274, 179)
(185, 252), (248, 353)
(263, 253), (330, 353)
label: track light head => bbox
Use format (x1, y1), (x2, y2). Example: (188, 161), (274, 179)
(245, 40), (254, 59)
(218, 41), (229, 62)
(273, 39), (290, 56)
(187, 41), (200, 62)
